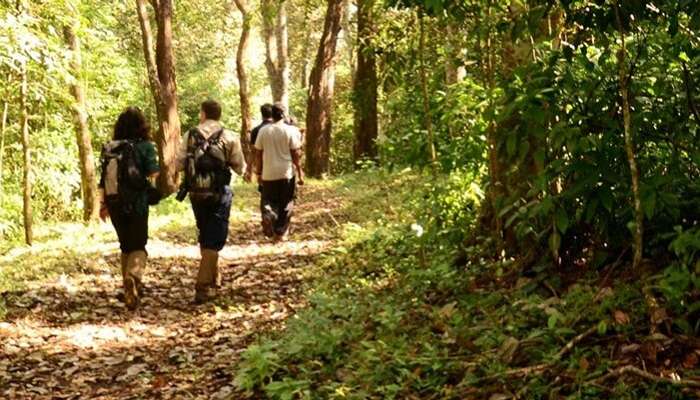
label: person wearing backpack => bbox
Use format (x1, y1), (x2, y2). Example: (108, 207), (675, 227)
(177, 100), (246, 304)
(254, 103), (304, 242)
(99, 107), (160, 310)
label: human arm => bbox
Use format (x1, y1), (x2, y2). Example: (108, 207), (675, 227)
(255, 149), (263, 182)
(291, 148), (304, 185)
(289, 127), (304, 185)
(226, 131), (246, 176)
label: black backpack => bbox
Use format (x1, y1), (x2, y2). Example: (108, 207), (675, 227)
(101, 140), (147, 214)
(184, 128), (231, 200)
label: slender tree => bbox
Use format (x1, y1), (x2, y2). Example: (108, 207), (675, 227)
(305, 0), (346, 177)
(234, 0), (253, 162)
(0, 101), (7, 204)
(614, 4), (643, 269)
(63, 20), (99, 223)
(262, 0), (290, 109)
(352, 0), (378, 162)
(20, 59), (32, 245)
(135, 0), (181, 194)
(418, 10), (436, 167)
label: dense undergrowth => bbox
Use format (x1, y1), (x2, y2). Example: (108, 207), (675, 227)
(235, 169), (700, 399)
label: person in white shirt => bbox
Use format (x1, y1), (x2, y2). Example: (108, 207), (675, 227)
(254, 103), (304, 241)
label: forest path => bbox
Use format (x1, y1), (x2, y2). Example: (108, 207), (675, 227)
(0, 180), (346, 399)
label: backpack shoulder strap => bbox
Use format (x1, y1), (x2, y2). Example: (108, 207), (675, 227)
(209, 128), (225, 143)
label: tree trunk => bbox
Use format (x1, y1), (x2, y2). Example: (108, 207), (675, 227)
(136, 0), (181, 195)
(343, 0), (355, 79)
(63, 22), (100, 223)
(136, 0), (161, 106)
(305, 0), (346, 177)
(352, 0), (378, 162)
(418, 11), (437, 167)
(445, 22), (465, 86)
(300, 0), (313, 89)
(615, 5), (643, 269)
(275, 1), (289, 109)
(20, 62), (32, 245)
(234, 0), (253, 163)
(0, 101), (7, 204)
(262, 0), (290, 110)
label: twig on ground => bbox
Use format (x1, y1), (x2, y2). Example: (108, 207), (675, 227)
(477, 325), (599, 382)
(594, 365), (700, 389)
(555, 325), (598, 360)
(325, 210), (340, 227)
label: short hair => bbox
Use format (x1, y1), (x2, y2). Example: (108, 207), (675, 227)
(260, 103), (273, 119)
(201, 100), (222, 120)
(271, 102), (285, 121)
(113, 107), (150, 141)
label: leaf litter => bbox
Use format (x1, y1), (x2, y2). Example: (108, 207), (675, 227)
(0, 184), (343, 399)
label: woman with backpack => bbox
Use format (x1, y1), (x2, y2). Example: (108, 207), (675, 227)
(99, 107), (160, 310)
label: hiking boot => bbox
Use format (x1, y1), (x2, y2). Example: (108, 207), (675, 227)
(124, 276), (139, 310)
(194, 285), (211, 304)
(194, 249), (219, 304)
(116, 280), (145, 302)
(122, 251), (147, 310)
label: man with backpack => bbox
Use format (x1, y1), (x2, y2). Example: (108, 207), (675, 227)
(254, 102), (304, 241)
(177, 100), (246, 304)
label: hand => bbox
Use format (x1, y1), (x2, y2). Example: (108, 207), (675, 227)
(243, 170), (252, 183)
(297, 173), (305, 186)
(99, 205), (109, 222)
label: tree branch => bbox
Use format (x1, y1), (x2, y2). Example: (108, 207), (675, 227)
(594, 365), (700, 389)
(681, 61), (700, 125)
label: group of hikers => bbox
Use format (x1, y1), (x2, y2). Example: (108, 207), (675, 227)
(98, 100), (304, 309)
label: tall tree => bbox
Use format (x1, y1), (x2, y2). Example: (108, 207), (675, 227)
(418, 10), (436, 167)
(614, 3), (643, 269)
(234, 0), (253, 162)
(63, 19), (99, 223)
(262, 0), (290, 109)
(305, 0), (346, 177)
(135, 0), (181, 195)
(352, 0), (377, 162)
(20, 59), (32, 245)
(0, 101), (7, 204)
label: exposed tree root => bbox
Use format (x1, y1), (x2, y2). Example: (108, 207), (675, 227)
(594, 365), (700, 389)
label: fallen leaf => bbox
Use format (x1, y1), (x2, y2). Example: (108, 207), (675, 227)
(613, 310), (630, 325)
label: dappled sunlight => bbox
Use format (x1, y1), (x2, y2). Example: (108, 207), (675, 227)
(0, 179), (349, 398)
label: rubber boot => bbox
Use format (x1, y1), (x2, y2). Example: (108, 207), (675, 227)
(194, 249), (219, 304)
(120, 253), (129, 283)
(124, 250), (147, 310)
(116, 253), (130, 303)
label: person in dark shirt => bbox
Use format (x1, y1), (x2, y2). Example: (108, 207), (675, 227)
(245, 103), (273, 186)
(99, 107), (160, 310)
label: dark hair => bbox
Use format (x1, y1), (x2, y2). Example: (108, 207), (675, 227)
(271, 102), (285, 121)
(113, 107), (150, 141)
(201, 100), (222, 120)
(260, 103), (273, 119)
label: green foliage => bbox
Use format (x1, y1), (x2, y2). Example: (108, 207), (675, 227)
(235, 170), (673, 398)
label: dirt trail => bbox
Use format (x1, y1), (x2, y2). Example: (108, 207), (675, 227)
(0, 184), (344, 399)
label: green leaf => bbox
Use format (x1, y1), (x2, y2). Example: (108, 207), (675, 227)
(555, 208), (569, 234)
(597, 320), (608, 335)
(547, 314), (558, 329)
(549, 230), (561, 257)
(506, 134), (517, 157)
